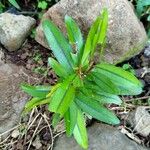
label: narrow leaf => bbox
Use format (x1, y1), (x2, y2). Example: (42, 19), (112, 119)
(48, 76), (75, 116)
(65, 15), (84, 64)
(81, 86), (122, 105)
(76, 93), (120, 125)
(64, 102), (78, 137)
(42, 20), (74, 73)
(48, 57), (68, 77)
(52, 113), (61, 128)
(95, 63), (143, 95)
(98, 8), (108, 44)
(8, 0), (21, 10)
(73, 109), (88, 149)
(57, 85), (75, 116)
(21, 83), (51, 98)
(87, 71), (118, 94)
(81, 16), (101, 65)
(93, 92), (122, 105)
(24, 97), (49, 113)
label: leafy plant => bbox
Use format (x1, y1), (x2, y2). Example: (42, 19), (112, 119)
(122, 63), (136, 75)
(38, 0), (48, 10)
(22, 9), (143, 149)
(133, 0), (150, 37)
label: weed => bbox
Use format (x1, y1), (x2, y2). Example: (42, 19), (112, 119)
(22, 9), (143, 149)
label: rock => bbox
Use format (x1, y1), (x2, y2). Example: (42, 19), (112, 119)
(127, 106), (150, 137)
(35, 0), (147, 64)
(11, 129), (20, 138)
(0, 49), (4, 63)
(54, 123), (148, 150)
(144, 45), (150, 58)
(0, 57), (39, 139)
(32, 136), (42, 149)
(0, 13), (36, 51)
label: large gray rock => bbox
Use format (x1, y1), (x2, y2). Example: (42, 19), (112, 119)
(36, 0), (147, 64)
(0, 13), (36, 51)
(54, 123), (149, 150)
(0, 54), (39, 139)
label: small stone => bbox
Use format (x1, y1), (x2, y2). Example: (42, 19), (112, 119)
(0, 50), (4, 63)
(21, 53), (28, 60)
(0, 13), (36, 51)
(11, 129), (20, 138)
(144, 45), (150, 58)
(128, 106), (150, 137)
(16, 141), (24, 150)
(32, 136), (42, 149)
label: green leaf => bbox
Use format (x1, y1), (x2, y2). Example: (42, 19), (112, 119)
(87, 71), (118, 94)
(65, 15), (84, 64)
(136, 0), (150, 17)
(81, 86), (122, 105)
(95, 63), (143, 95)
(147, 15), (150, 21)
(76, 93), (120, 125)
(81, 16), (101, 66)
(21, 83), (51, 98)
(81, 8), (108, 66)
(57, 85), (75, 116)
(64, 102), (78, 137)
(38, 1), (48, 10)
(0, 2), (5, 13)
(42, 20), (74, 73)
(98, 8), (108, 44)
(8, 0), (21, 10)
(98, 8), (108, 60)
(48, 76), (75, 116)
(24, 97), (49, 113)
(73, 109), (88, 149)
(48, 57), (68, 77)
(72, 75), (83, 88)
(52, 113), (61, 128)
(93, 92), (122, 105)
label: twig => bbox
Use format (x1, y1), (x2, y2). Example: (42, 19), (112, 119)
(125, 96), (150, 102)
(27, 116), (42, 150)
(42, 114), (54, 150)
(0, 125), (21, 137)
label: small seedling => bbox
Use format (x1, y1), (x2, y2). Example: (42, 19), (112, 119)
(38, 0), (48, 10)
(122, 63), (136, 75)
(22, 9), (143, 149)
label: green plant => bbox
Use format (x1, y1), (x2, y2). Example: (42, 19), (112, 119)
(0, 2), (5, 13)
(8, 0), (21, 10)
(122, 63), (136, 75)
(38, 0), (48, 10)
(22, 9), (143, 149)
(133, 0), (150, 37)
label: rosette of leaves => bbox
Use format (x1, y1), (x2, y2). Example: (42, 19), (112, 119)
(22, 9), (143, 149)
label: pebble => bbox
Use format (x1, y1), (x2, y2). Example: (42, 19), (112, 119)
(144, 45), (150, 58)
(11, 129), (20, 138)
